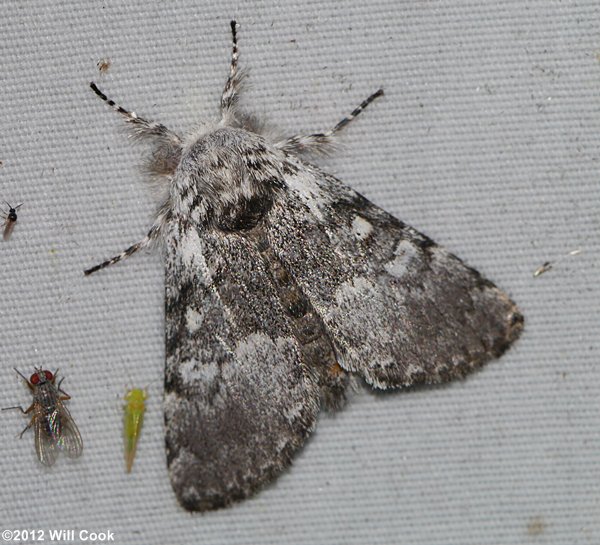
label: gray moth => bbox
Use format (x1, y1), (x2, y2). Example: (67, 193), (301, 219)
(85, 21), (524, 511)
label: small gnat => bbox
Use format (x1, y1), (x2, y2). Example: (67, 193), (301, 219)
(1, 201), (23, 240)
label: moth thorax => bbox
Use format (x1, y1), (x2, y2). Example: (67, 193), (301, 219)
(177, 128), (282, 231)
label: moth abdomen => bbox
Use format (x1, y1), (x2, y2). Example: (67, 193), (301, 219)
(251, 225), (349, 409)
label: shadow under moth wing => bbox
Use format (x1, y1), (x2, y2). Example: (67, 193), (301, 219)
(85, 21), (523, 511)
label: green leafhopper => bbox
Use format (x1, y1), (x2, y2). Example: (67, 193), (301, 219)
(124, 388), (147, 473)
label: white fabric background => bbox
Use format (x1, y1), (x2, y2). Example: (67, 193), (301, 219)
(0, 2), (598, 544)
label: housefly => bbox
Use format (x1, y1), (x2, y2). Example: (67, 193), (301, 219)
(3, 368), (83, 466)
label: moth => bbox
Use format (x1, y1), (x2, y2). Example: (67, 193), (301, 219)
(3, 368), (83, 466)
(123, 388), (147, 473)
(1, 201), (23, 240)
(85, 21), (523, 511)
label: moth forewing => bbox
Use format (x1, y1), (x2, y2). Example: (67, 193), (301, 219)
(123, 388), (147, 473)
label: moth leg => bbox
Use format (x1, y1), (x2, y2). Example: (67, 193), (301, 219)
(84, 223), (161, 276)
(276, 88), (384, 154)
(220, 20), (246, 121)
(89, 82), (182, 146)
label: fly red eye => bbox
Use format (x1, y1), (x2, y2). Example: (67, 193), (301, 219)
(44, 370), (54, 381)
(29, 373), (40, 385)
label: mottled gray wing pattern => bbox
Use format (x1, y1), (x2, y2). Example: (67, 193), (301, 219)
(267, 156), (523, 389)
(164, 224), (320, 511)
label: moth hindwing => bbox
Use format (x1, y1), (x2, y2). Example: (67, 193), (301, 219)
(85, 21), (523, 511)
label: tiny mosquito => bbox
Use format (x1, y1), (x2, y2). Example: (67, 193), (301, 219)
(3, 368), (83, 466)
(1, 201), (23, 240)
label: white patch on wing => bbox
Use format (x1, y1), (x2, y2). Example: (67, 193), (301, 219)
(229, 333), (296, 387)
(185, 307), (204, 333)
(221, 332), (308, 424)
(429, 245), (453, 268)
(328, 276), (408, 372)
(168, 446), (199, 487)
(351, 215), (373, 240)
(179, 357), (220, 386)
(285, 175), (330, 222)
(332, 277), (389, 319)
(404, 363), (422, 381)
(179, 228), (204, 269)
(163, 391), (181, 420)
(384, 239), (419, 278)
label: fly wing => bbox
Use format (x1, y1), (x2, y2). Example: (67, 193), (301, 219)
(55, 403), (83, 458)
(34, 410), (59, 466)
(266, 156), (523, 389)
(164, 224), (320, 512)
(3, 219), (15, 241)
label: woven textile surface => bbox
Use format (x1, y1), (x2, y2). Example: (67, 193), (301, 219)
(0, 2), (598, 544)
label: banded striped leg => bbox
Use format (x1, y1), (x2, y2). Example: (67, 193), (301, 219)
(89, 83), (181, 145)
(84, 224), (161, 276)
(86, 83), (177, 276)
(85, 201), (171, 276)
(278, 88), (384, 154)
